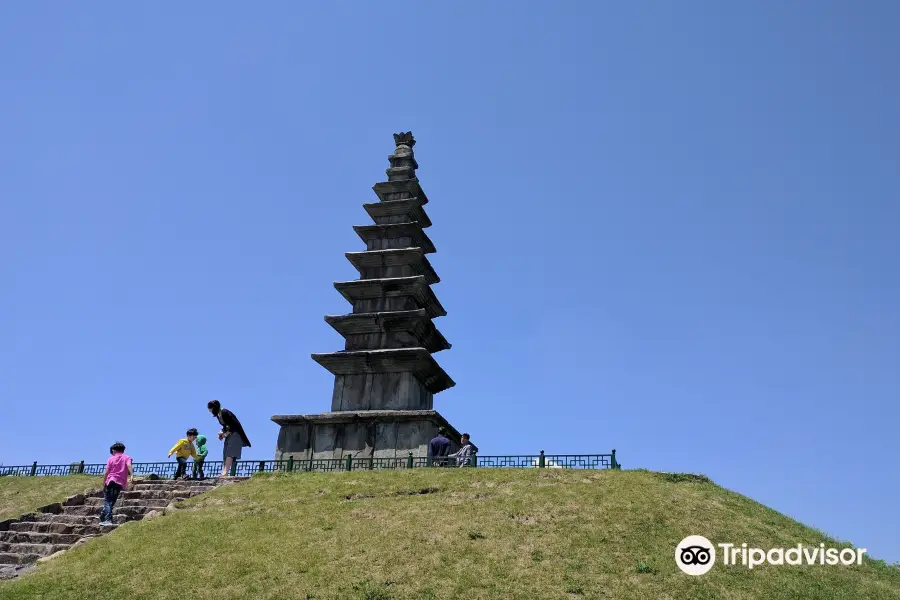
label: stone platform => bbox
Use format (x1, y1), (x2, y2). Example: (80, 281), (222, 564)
(272, 410), (462, 460)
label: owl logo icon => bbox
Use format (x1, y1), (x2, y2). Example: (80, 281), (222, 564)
(676, 535), (716, 575)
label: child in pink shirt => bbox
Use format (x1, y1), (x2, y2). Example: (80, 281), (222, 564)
(100, 441), (133, 526)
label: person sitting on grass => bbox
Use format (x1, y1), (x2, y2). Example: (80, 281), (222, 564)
(168, 428), (199, 480)
(99, 441), (133, 526)
(192, 433), (209, 480)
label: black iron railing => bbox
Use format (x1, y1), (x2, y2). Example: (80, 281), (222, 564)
(0, 450), (621, 478)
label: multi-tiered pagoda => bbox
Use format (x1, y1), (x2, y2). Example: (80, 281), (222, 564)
(272, 132), (464, 460)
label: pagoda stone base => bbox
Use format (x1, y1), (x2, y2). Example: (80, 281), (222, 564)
(271, 410), (464, 461)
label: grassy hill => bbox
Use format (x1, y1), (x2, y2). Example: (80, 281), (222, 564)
(0, 469), (897, 599)
(0, 475), (102, 522)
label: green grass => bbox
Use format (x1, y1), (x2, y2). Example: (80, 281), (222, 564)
(0, 475), (103, 522)
(1, 469), (898, 599)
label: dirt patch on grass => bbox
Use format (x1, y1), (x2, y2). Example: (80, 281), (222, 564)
(342, 493), (376, 502)
(657, 473), (711, 484)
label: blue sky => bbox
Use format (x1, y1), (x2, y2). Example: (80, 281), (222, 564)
(1, 2), (898, 563)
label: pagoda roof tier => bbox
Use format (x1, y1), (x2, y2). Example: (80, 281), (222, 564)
(363, 198), (432, 228)
(324, 310), (451, 353)
(353, 223), (436, 254)
(345, 248), (439, 284)
(372, 179), (429, 203)
(333, 276), (446, 318)
(311, 348), (455, 394)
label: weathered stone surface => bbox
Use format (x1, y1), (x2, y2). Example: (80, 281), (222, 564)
(363, 198), (432, 228)
(353, 223), (436, 254)
(36, 503), (62, 515)
(345, 248), (439, 284)
(372, 178), (428, 203)
(273, 410), (463, 461)
(325, 310), (450, 353)
(334, 276), (446, 318)
(312, 348), (455, 395)
(329, 371), (433, 411)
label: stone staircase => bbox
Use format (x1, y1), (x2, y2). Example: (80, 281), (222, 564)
(0, 477), (236, 579)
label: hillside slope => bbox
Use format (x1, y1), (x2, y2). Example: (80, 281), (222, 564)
(0, 469), (897, 600)
(0, 476), (103, 522)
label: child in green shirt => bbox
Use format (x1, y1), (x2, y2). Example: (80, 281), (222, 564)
(192, 434), (209, 480)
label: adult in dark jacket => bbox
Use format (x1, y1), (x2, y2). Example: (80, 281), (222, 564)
(207, 399), (251, 477)
(428, 427), (451, 466)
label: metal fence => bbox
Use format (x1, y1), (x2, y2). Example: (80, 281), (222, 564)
(0, 450), (620, 478)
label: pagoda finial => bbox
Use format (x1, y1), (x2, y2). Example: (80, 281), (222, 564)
(393, 132), (416, 148)
(387, 131), (418, 181)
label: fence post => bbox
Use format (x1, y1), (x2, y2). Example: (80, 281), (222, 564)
(287, 456), (294, 473)
(258, 460), (265, 473)
(470, 453), (477, 468)
(539, 450), (545, 468)
(78, 460), (85, 474)
(407, 453), (414, 469)
(30, 462), (37, 477)
(229, 461), (237, 477)
(345, 455), (352, 471)
(611, 449), (618, 470)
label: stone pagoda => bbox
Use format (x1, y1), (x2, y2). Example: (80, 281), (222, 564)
(272, 132), (464, 460)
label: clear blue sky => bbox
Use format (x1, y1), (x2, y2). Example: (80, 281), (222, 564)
(1, 2), (898, 563)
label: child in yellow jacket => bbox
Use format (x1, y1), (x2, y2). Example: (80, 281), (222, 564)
(168, 428), (199, 480)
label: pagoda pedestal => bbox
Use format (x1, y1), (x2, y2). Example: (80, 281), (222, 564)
(272, 133), (466, 460)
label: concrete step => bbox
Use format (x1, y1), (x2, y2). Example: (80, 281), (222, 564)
(0, 542), (70, 556)
(0, 531), (84, 545)
(0, 553), (41, 565)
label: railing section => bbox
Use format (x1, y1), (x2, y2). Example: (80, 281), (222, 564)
(0, 450), (621, 477)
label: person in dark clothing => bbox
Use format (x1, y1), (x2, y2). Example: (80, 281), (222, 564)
(207, 399), (252, 478)
(428, 427), (451, 466)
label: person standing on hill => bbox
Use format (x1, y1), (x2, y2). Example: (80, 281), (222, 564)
(207, 399), (251, 478)
(428, 427), (451, 467)
(192, 433), (209, 480)
(167, 428), (199, 480)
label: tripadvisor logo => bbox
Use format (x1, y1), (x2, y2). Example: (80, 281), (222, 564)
(675, 535), (867, 575)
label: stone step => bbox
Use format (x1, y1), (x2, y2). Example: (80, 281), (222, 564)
(62, 504), (153, 518)
(0, 553), (41, 565)
(119, 498), (174, 508)
(0, 564), (28, 580)
(9, 521), (108, 536)
(36, 513), (123, 527)
(121, 489), (187, 500)
(0, 542), (68, 557)
(133, 479), (218, 487)
(0, 531), (84, 545)
(83, 497), (176, 509)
